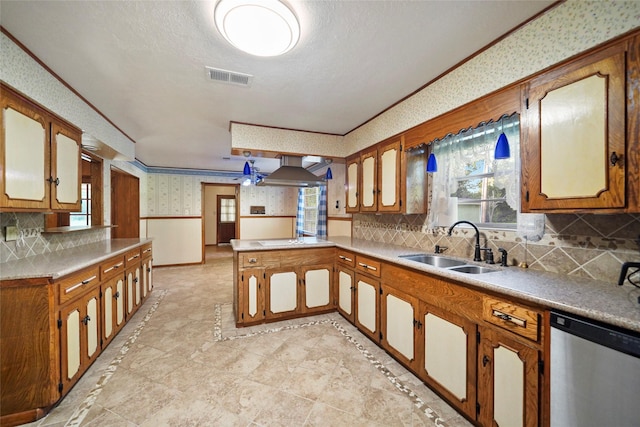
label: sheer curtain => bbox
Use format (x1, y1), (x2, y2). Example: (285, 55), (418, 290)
(427, 114), (521, 228)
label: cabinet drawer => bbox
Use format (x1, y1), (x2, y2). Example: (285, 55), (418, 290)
(125, 248), (142, 266)
(141, 243), (153, 260)
(355, 255), (381, 278)
(482, 296), (540, 342)
(336, 250), (355, 268)
(100, 255), (125, 280)
(57, 266), (100, 305)
(241, 252), (280, 268)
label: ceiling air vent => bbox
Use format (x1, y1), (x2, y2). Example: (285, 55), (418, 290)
(205, 66), (253, 87)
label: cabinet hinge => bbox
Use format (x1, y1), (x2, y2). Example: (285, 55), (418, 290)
(525, 98), (529, 109)
(526, 190), (530, 202)
(241, 274), (244, 281)
(241, 313), (244, 319)
(538, 360), (544, 374)
(379, 332), (383, 340)
(263, 310), (266, 316)
(476, 331), (481, 345)
(58, 383), (63, 393)
(379, 287), (383, 295)
(399, 199), (402, 207)
(99, 290), (102, 298)
(476, 402), (481, 415)
(263, 273), (266, 279)
(57, 319), (62, 329)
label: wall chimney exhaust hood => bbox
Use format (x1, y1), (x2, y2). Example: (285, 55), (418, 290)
(257, 155), (325, 187)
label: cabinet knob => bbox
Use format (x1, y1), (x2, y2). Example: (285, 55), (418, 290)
(610, 151), (621, 166)
(82, 315), (91, 325)
(114, 291), (120, 299)
(248, 258), (257, 264)
(48, 176), (60, 186)
(482, 355), (491, 367)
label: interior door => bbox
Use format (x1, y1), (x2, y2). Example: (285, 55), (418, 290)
(111, 168), (139, 238)
(217, 195), (236, 244)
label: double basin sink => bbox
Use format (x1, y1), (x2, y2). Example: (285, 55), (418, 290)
(398, 254), (498, 274)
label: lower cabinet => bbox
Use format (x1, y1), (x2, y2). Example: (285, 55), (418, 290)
(0, 242), (153, 425)
(300, 264), (333, 314)
(265, 268), (299, 320)
(101, 274), (125, 348)
(240, 269), (265, 323)
(477, 326), (540, 427)
(335, 264), (355, 323)
(419, 301), (477, 419)
(380, 285), (420, 372)
(354, 273), (380, 343)
(235, 248), (335, 326)
(125, 264), (141, 318)
(59, 286), (100, 395)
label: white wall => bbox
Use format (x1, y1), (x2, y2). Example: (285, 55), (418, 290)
(146, 218), (202, 266)
(239, 217), (295, 240)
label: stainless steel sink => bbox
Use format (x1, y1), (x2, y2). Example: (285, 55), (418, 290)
(398, 254), (466, 268)
(447, 265), (498, 274)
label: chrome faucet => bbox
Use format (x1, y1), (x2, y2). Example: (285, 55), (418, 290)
(448, 220), (482, 262)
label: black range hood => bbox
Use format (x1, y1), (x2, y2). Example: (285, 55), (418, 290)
(257, 156), (326, 187)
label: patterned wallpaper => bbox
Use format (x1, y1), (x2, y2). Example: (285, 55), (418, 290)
(231, 123), (348, 159)
(0, 33), (135, 160)
(344, 0), (640, 154)
(145, 171), (296, 217)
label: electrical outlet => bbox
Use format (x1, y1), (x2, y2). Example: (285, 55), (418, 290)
(4, 226), (19, 241)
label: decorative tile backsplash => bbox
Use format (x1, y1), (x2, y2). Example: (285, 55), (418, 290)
(353, 213), (640, 284)
(0, 212), (108, 263)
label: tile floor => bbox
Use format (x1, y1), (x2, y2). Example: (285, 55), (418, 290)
(24, 246), (473, 427)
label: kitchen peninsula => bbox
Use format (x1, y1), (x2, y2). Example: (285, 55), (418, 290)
(232, 236), (640, 426)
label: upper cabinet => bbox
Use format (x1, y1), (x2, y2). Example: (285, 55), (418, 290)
(1, 84), (81, 212)
(345, 154), (360, 213)
(521, 36), (639, 213)
(346, 135), (425, 214)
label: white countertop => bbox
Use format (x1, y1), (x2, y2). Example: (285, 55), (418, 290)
(232, 236), (640, 332)
(0, 238), (152, 281)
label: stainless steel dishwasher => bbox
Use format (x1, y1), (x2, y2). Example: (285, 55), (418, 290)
(550, 311), (640, 427)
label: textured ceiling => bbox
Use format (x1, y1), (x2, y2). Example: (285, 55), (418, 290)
(0, 0), (554, 173)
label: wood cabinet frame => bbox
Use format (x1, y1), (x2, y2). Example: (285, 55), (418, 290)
(1, 83), (81, 212)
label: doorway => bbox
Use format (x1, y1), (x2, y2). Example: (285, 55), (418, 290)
(111, 167), (139, 238)
(202, 184), (238, 258)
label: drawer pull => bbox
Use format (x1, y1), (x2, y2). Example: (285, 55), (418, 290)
(492, 309), (526, 328)
(358, 262), (377, 271)
(104, 262), (123, 273)
(66, 275), (97, 294)
(143, 248), (152, 253)
(339, 255), (353, 262)
(128, 254), (140, 261)
(248, 258), (257, 264)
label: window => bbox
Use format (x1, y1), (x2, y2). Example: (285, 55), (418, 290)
(428, 114), (519, 229)
(70, 183), (91, 226)
(220, 198), (236, 223)
(302, 187), (319, 235)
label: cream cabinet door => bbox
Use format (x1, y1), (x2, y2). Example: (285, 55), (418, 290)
(85, 294), (99, 359)
(346, 157), (360, 213)
(266, 270), (298, 318)
(337, 268), (354, 321)
(360, 149), (377, 212)
(50, 121), (81, 210)
(478, 327), (540, 427)
(522, 47), (626, 211)
(302, 266), (331, 312)
(419, 303), (477, 419)
(354, 274), (379, 342)
(1, 97), (50, 209)
(377, 139), (402, 212)
(240, 268), (264, 323)
(381, 286), (419, 371)
(115, 277), (125, 327)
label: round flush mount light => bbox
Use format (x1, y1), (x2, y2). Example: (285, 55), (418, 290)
(215, 0), (300, 57)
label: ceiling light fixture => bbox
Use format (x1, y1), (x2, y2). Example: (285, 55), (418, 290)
(214, 0), (300, 57)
